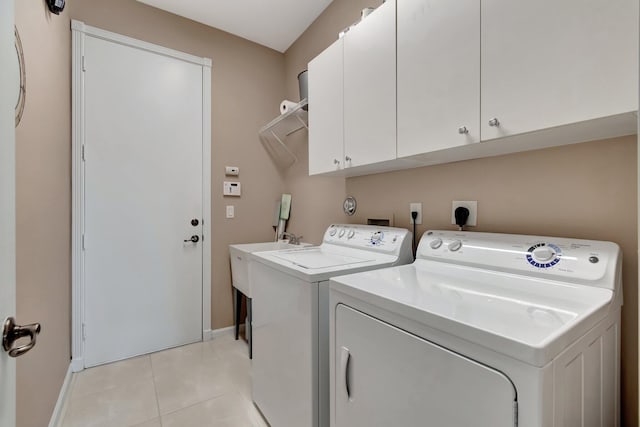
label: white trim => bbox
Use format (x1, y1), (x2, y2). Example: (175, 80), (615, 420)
(48, 364), (73, 427)
(71, 21), (213, 371)
(70, 20), (211, 67)
(202, 64), (212, 336)
(71, 21), (86, 373)
(208, 326), (235, 339)
(203, 329), (214, 341)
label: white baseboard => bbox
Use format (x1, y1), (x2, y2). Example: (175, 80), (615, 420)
(207, 326), (235, 340)
(71, 357), (84, 373)
(49, 364), (73, 427)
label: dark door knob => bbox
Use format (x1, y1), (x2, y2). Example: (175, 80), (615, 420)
(191, 219), (199, 226)
(184, 235), (200, 243)
(2, 317), (41, 358)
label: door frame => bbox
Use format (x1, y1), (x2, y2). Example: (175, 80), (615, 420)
(70, 20), (212, 372)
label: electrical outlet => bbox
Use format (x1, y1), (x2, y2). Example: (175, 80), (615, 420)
(409, 202), (422, 225)
(451, 201), (477, 227)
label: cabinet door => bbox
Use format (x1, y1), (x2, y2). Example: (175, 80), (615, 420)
(343, 0), (396, 168)
(481, 0), (638, 141)
(334, 305), (516, 427)
(397, 0), (480, 158)
(308, 39), (344, 175)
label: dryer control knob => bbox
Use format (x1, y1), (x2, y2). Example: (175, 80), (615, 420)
(532, 246), (554, 262)
(448, 240), (462, 252)
(347, 230), (355, 239)
(338, 229), (346, 238)
(429, 238), (443, 249)
(329, 228), (337, 236)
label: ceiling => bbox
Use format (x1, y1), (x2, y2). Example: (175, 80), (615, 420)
(136, 0), (335, 52)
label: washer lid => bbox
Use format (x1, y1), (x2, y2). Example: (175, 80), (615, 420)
(330, 259), (616, 367)
(273, 247), (373, 269)
(253, 244), (400, 282)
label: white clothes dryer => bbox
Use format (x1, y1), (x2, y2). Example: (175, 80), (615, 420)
(251, 224), (413, 427)
(329, 230), (622, 427)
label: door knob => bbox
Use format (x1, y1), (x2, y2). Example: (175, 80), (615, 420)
(191, 219), (199, 227)
(2, 317), (41, 358)
(184, 235), (200, 243)
(488, 118), (500, 127)
(458, 126), (469, 134)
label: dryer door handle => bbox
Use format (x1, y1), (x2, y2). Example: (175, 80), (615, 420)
(340, 346), (351, 400)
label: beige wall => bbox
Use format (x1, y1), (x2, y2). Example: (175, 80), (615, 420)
(283, 1), (638, 425)
(15, 3), (72, 427)
(15, 1), (287, 425)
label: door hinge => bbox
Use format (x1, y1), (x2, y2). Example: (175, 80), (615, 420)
(82, 144), (86, 161)
(82, 55), (86, 72)
(82, 234), (85, 251)
(82, 323), (87, 341)
(513, 401), (518, 427)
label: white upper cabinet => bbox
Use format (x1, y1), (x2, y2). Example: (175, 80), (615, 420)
(397, 0), (480, 158)
(308, 39), (344, 176)
(481, 0), (639, 141)
(307, 0), (638, 177)
(343, 0), (396, 168)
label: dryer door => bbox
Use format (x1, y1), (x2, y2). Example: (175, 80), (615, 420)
(334, 305), (517, 427)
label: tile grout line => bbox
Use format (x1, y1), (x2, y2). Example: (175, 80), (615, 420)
(148, 354), (164, 427)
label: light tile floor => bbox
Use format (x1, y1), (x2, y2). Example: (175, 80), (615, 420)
(59, 334), (268, 427)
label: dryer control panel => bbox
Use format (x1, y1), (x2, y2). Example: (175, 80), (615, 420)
(417, 230), (621, 291)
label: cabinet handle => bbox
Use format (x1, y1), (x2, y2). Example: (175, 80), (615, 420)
(340, 346), (351, 399)
(333, 159), (340, 165)
(458, 126), (469, 134)
(488, 118), (500, 127)
(345, 156), (352, 162)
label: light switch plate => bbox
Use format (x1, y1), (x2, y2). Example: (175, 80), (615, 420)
(223, 181), (241, 196)
(226, 205), (235, 219)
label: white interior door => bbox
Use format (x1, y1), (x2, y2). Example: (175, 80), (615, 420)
(334, 305), (517, 427)
(83, 34), (205, 367)
(1, 0), (17, 424)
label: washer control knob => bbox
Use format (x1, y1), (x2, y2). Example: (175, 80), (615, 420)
(338, 229), (346, 238)
(371, 232), (384, 245)
(532, 246), (554, 262)
(429, 238), (443, 249)
(448, 240), (462, 252)
(329, 228), (337, 236)
(347, 230), (355, 239)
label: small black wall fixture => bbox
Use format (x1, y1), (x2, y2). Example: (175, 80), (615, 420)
(46, 0), (65, 15)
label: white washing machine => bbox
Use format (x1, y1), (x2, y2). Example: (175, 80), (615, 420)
(329, 230), (622, 427)
(251, 224), (413, 427)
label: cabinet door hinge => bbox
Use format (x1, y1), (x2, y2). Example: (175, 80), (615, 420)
(82, 144), (86, 161)
(82, 55), (86, 72)
(82, 234), (86, 251)
(82, 323), (87, 341)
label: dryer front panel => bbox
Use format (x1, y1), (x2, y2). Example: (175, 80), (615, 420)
(334, 304), (517, 427)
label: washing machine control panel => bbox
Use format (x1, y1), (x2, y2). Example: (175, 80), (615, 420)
(323, 224), (411, 255)
(418, 230), (620, 290)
